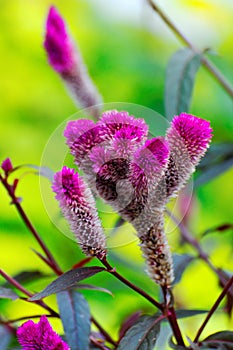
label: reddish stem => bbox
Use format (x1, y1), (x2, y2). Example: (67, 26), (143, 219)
(194, 275), (233, 343)
(0, 174), (62, 275)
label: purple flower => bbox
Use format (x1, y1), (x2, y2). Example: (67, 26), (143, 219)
(44, 6), (102, 118)
(17, 315), (69, 350)
(165, 113), (213, 198)
(44, 6), (76, 74)
(52, 166), (106, 258)
(1, 158), (13, 174)
(99, 110), (148, 141)
(167, 113), (212, 163)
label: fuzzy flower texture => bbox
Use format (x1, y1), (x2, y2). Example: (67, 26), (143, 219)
(17, 315), (69, 350)
(53, 110), (212, 287)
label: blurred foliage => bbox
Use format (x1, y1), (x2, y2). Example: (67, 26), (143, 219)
(0, 0), (233, 348)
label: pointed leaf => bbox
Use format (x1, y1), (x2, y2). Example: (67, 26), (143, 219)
(2, 270), (47, 287)
(0, 325), (12, 350)
(0, 287), (18, 300)
(165, 48), (201, 120)
(176, 309), (208, 319)
(202, 331), (233, 349)
(119, 311), (142, 340)
(75, 284), (113, 296)
(173, 254), (194, 285)
(30, 266), (105, 300)
(57, 290), (91, 350)
(117, 314), (161, 350)
(202, 223), (233, 237)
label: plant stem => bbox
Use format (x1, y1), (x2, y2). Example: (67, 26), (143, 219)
(194, 275), (233, 343)
(147, 0), (233, 98)
(0, 174), (62, 275)
(0, 269), (59, 318)
(91, 316), (117, 346)
(162, 286), (185, 346)
(167, 210), (232, 291)
(100, 257), (163, 311)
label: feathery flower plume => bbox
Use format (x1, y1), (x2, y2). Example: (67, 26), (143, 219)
(17, 315), (69, 350)
(44, 6), (102, 118)
(165, 113), (213, 198)
(52, 166), (106, 258)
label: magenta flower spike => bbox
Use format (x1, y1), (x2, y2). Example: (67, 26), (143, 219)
(44, 6), (102, 118)
(17, 315), (69, 350)
(44, 6), (76, 74)
(52, 166), (106, 258)
(165, 113), (213, 198)
(1, 158), (13, 175)
(99, 110), (148, 141)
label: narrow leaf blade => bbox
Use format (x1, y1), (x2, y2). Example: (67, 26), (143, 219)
(202, 331), (233, 349)
(57, 290), (91, 350)
(30, 266), (105, 300)
(165, 48), (201, 120)
(117, 315), (161, 350)
(173, 254), (194, 285)
(0, 287), (18, 300)
(0, 325), (12, 350)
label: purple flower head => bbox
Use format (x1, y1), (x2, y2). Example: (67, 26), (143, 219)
(44, 6), (76, 74)
(64, 119), (107, 169)
(17, 315), (69, 350)
(165, 113), (213, 199)
(131, 137), (169, 184)
(52, 166), (106, 258)
(1, 158), (13, 174)
(99, 110), (148, 141)
(167, 113), (213, 163)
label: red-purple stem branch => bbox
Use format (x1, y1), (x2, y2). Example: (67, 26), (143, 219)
(0, 269), (59, 317)
(194, 275), (233, 343)
(0, 174), (62, 275)
(147, 0), (233, 98)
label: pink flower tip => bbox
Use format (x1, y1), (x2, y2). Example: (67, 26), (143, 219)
(1, 158), (13, 174)
(133, 137), (169, 176)
(17, 315), (69, 350)
(52, 166), (85, 204)
(169, 113), (213, 162)
(44, 6), (76, 73)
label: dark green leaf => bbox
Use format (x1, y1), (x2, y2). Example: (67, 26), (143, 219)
(30, 266), (105, 300)
(165, 48), (201, 120)
(195, 158), (233, 187)
(57, 290), (91, 350)
(0, 325), (12, 350)
(75, 284), (113, 296)
(202, 224), (233, 237)
(0, 287), (18, 300)
(117, 314), (161, 350)
(2, 270), (47, 287)
(173, 254), (194, 285)
(195, 143), (233, 187)
(176, 309), (208, 319)
(202, 331), (233, 349)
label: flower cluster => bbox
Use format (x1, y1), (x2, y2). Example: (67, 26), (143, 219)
(17, 315), (69, 350)
(53, 110), (212, 286)
(44, 6), (102, 118)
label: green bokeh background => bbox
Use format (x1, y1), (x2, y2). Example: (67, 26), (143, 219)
(0, 0), (232, 347)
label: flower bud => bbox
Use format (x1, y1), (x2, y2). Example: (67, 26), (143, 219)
(52, 166), (106, 259)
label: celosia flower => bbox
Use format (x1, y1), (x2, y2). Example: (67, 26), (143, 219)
(44, 6), (102, 117)
(1, 158), (13, 175)
(52, 166), (106, 258)
(44, 6), (76, 74)
(17, 315), (69, 350)
(165, 113), (212, 198)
